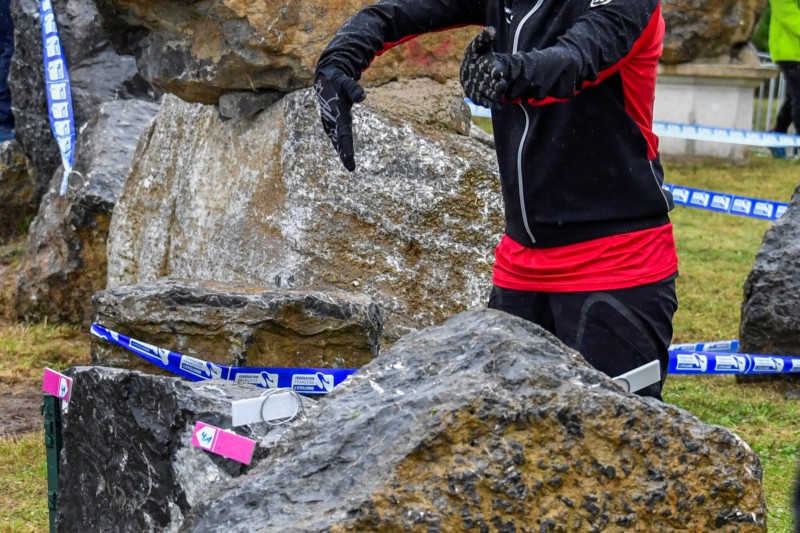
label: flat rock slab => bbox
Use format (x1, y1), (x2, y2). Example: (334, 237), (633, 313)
(183, 309), (766, 532)
(92, 278), (383, 372)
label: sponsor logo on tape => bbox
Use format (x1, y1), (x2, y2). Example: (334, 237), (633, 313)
(195, 426), (216, 450)
(710, 195), (731, 211)
(752, 357), (784, 373)
(180, 355), (211, 378)
(690, 191), (710, 207)
(713, 355), (748, 373)
(675, 353), (708, 372)
(731, 198), (752, 215)
(291, 372), (336, 393)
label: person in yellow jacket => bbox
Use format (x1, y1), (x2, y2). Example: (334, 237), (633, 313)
(770, 0), (800, 157)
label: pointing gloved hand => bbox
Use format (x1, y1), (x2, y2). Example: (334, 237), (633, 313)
(314, 66), (366, 172)
(460, 27), (510, 109)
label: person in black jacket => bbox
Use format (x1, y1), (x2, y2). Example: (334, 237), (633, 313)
(315, 0), (679, 399)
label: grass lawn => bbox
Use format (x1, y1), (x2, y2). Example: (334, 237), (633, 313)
(0, 151), (799, 531)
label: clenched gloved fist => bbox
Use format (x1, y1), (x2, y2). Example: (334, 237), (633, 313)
(315, 66), (366, 172)
(460, 27), (509, 109)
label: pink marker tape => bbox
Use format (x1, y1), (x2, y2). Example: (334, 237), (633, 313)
(191, 421), (256, 465)
(42, 367), (72, 402)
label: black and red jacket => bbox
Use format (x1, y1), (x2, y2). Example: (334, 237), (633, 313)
(317, 0), (674, 249)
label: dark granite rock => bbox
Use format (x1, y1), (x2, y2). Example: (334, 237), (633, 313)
(181, 309), (766, 532)
(14, 99), (160, 325)
(57, 366), (312, 532)
(91, 278), (383, 372)
(10, 0), (155, 205)
(0, 140), (36, 242)
(739, 184), (800, 383)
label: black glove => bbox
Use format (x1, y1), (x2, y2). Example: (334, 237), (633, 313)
(460, 27), (509, 109)
(314, 66), (366, 172)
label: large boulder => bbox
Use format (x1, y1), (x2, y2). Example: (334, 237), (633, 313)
(94, 0), (477, 104)
(91, 0), (766, 104)
(10, 0), (155, 202)
(107, 80), (500, 340)
(0, 141), (36, 242)
(91, 278), (383, 371)
(740, 185), (800, 369)
(178, 309), (766, 531)
(661, 0), (767, 64)
(57, 366), (313, 532)
(14, 99), (160, 325)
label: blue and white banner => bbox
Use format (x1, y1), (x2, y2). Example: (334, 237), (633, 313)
(669, 340), (739, 353)
(662, 183), (788, 221)
(90, 324), (357, 395)
(668, 349), (800, 375)
(39, 0), (76, 196)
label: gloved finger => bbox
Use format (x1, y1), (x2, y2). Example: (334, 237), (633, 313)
(336, 120), (356, 172)
(341, 77), (366, 104)
(470, 26), (497, 55)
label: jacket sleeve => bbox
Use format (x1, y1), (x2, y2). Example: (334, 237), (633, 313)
(771, 0), (800, 40)
(316, 0), (487, 80)
(503, 0), (662, 103)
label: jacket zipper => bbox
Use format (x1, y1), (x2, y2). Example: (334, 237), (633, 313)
(512, 0), (545, 245)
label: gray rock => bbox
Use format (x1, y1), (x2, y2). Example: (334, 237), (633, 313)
(14, 99), (160, 325)
(57, 366), (312, 532)
(91, 278), (383, 371)
(107, 83), (502, 340)
(182, 309), (766, 532)
(740, 184), (800, 382)
(10, 0), (155, 205)
(218, 91), (284, 121)
(0, 141), (36, 242)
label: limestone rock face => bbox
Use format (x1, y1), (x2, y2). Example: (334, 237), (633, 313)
(10, 0), (155, 201)
(91, 278), (383, 371)
(0, 141), (36, 242)
(94, 0), (477, 104)
(740, 185), (800, 360)
(14, 99), (160, 325)
(107, 81), (501, 340)
(57, 366), (311, 532)
(182, 309), (766, 532)
(661, 0), (767, 64)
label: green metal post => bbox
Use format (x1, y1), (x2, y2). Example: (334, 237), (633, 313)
(42, 394), (63, 533)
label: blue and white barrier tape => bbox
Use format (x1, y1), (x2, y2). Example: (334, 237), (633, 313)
(90, 324), (357, 395)
(669, 340), (739, 353)
(40, 0), (76, 196)
(668, 349), (800, 375)
(662, 183), (788, 221)
(466, 100), (800, 148)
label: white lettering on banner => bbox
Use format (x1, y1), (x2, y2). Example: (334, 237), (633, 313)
(45, 36), (60, 58)
(777, 206), (788, 218)
(672, 188), (689, 203)
(47, 60), (65, 82)
(752, 357), (784, 372)
(56, 136), (72, 153)
(42, 0), (53, 11)
(291, 372), (335, 393)
(732, 199), (752, 214)
(51, 102), (68, 119)
(234, 371), (280, 388)
(690, 191), (710, 207)
(675, 353), (708, 372)
(713, 355), (748, 373)
(49, 83), (67, 100)
(710, 195), (731, 210)
(54, 120), (71, 136)
(208, 363), (223, 380)
(44, 13), (56, 34)
(791, 360), (800, 373)
(753, 202), (773, 218)
(180, 355), (210, 378)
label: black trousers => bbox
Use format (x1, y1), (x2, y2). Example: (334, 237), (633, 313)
(488, 276), (678, 400)
(774, 62), (800, 136)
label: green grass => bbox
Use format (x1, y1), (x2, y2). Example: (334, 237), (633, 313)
(663, 154), (800, 532)
(1, 151), (799, 531)
(0, 433), (48, 533)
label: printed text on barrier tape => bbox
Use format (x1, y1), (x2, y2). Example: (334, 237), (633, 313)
(40, 0), (77, 196)
(668, 350), (800, 375)
(669, 340), (739, 353)
(90, 323), (357, 395)
(466, 100), (800, 148)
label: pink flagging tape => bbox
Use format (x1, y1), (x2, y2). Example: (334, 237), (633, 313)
(191, 421), (256, 465)
(42, 367), (72, 402)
